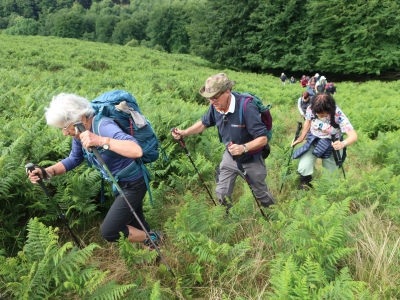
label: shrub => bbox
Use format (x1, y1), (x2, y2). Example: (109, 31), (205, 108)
(4, 18), (39, 36)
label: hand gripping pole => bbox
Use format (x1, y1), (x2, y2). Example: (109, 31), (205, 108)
(171, 128), (217, 206)
(74, 122), (175, 277)
(25, 163), (83, 249)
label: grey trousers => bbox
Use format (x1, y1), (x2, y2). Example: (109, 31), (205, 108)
(216, 149), (275, 207)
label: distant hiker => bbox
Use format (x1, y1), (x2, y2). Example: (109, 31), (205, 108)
(315, 76), (327, 94)
(291, 93), (358, 189)
(314, 73), (320, 82)
(300, 75), (308, 88)
(290, 76), (296, 84)
(171, 73), (275, 211)
(325, 82), (337, 95)
(308, 76), (317, 90)
(306, 86), (316, 100)
(298, 91), (311, 118)
(280, 73), (287, 85)
(27, 93), (162, 248)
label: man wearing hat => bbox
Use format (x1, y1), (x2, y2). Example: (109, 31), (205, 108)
(171, 73), (275, 211)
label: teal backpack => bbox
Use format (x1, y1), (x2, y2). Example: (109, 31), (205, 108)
(88, 90), (167, 204)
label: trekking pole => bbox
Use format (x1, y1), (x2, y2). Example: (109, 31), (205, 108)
(75, 122), (175, 277)
(25, 163), (83, 249)
(280, 121), (303, 193)
(170, 128), (217, 206)
(227, 143), (268, 219)
(331, 134), (346, 179)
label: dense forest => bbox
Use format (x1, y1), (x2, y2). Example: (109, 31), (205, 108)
(1, 0), (400, 77)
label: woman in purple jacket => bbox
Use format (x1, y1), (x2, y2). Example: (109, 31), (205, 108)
(27, 93), (161, 247)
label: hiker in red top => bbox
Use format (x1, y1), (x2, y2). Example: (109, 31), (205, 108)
(300, 75), (308, 88)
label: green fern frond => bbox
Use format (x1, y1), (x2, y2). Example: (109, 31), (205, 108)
(0, 218), (137, 299)
(85, 281), (136, 300)
(150, 280), (161, 300)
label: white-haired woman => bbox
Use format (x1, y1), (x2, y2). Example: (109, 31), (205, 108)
(315, 76), (327, 94)
(27, 93), (161, 247)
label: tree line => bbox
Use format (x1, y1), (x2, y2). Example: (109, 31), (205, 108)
(1, 0), (400, 75)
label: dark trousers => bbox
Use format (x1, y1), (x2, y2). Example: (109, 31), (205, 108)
(100, 177), (150, 242)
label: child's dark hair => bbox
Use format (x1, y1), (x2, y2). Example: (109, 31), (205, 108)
(311, 93), (339, 128)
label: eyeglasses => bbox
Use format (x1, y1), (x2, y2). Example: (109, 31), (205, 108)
(208, 92), (223, 101)
(222, 115), (228, 123)
(60, 123), (72, 131)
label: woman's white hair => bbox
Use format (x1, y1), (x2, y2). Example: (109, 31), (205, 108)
(45, 93), (95, 128)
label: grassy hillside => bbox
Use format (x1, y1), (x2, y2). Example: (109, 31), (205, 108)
(0, 35), (399, 299)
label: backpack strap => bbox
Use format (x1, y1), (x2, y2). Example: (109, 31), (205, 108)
(84, 121), (155, 205)
(92, 116), (123, 158)
(238, 96), (252, 128)
(114, 159), (154, 205)
(238, 95), (273, 149)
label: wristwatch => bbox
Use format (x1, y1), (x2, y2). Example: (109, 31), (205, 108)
(102, 137), (110, 150)
(243, 144), (248, 153)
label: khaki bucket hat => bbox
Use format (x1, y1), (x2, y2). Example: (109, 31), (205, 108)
(199, 73), (236, 98)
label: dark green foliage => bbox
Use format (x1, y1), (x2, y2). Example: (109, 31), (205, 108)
(82, 60), (110, 71)
(307, 0), (400, 75)
(263, 197), (372, 299)
(95, 14), (119, 43)
(164, 191), (254, 292)
(0, 218), (135, 299)
(245, 0), (310, 71)
(146, 3), (191, 54)
(189, 0), (259, 69)
(51, 10), (85, 38)
(4, 17), (39, 35)
(111, 16), (148, 45)
(1, 0), (400, 74)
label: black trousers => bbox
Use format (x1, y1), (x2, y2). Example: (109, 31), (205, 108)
(100, 177), (150, 242)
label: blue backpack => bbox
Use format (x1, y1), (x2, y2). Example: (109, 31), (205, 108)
(89, 90), (167, 204)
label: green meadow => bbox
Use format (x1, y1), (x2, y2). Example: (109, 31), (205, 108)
(0, 35), (399, 299)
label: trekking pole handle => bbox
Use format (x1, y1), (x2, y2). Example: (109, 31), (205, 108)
(331, 134), (343, 163)
(25, 162), (38, 174)
(74, 122), (88, 135)
(171, 127), (188, 153)
(294, 121), (303, 141)
(75, 123), (110, 168)
(25, 163), (48, 188)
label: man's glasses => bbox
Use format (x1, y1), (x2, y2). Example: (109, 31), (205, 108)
(208, 92), (223, 101)
(222, 115), (228, 123)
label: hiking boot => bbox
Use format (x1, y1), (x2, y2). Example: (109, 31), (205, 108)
(299, 175), (312, 190)
(218, 196), (233, 214)
(143, 231), (163, 249)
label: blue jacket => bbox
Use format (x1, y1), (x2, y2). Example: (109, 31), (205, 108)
(293, 133), (334, 159)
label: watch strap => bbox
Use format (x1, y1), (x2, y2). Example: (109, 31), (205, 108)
(102, 137), (110, 149)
